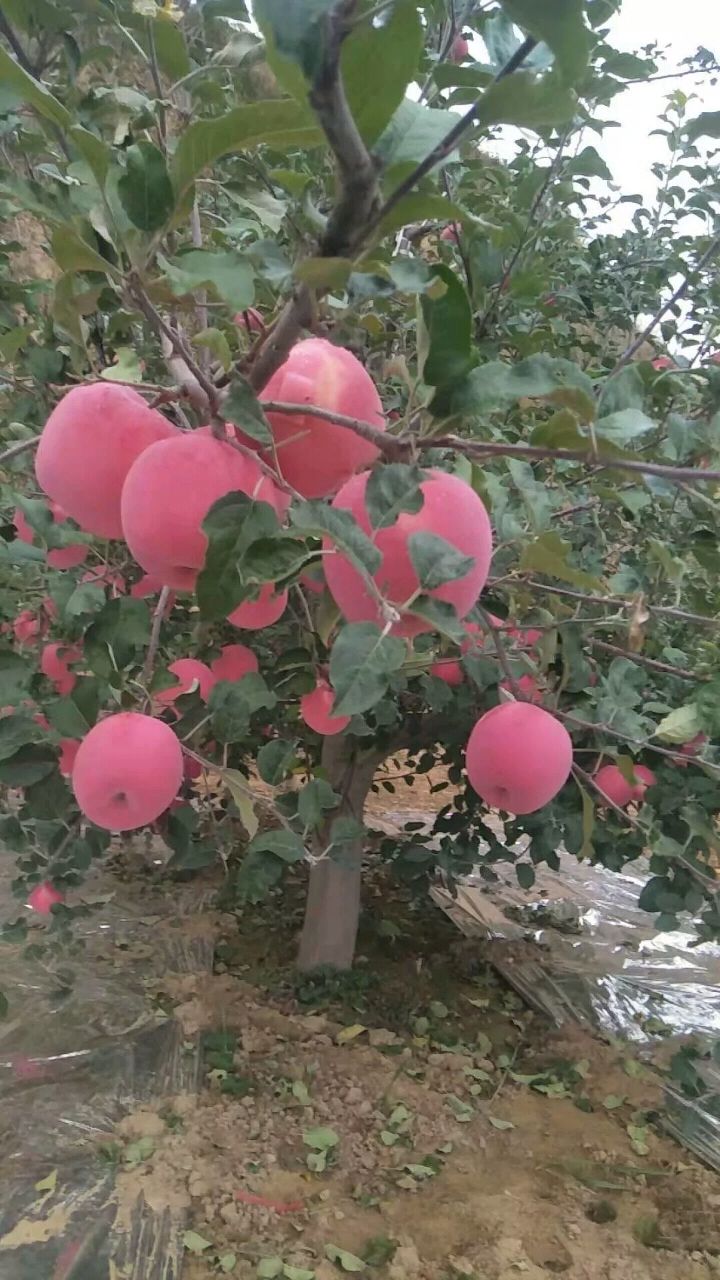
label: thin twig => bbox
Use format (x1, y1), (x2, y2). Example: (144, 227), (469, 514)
(558, 709), (720, 776)
(611, 235), (720, 375)
(489, 577), (717, 629)
(143, 587), (171, 683)
(477, 605), (523, 697)
(589, 638), (707, 683)
(0, 7), (34, 74)
(573, 762), (640, 826)
(0, 436), (39, 465)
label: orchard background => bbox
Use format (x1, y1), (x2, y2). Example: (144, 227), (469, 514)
(0, 0), (719, 998)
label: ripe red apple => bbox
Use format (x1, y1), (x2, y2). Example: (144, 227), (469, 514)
(450, 33), (469, 62)
(234, 307), (264, 333)
(72, 712), (183, 831)
(250, 338), (386, 498)
(36, 383), (178, 539)
(41, 642), (82, 695)
(155, 658), (216, 706)
(210, 644), (259, 682)
(500, 673), (542, 703)
(440, 224), (459, 244)
(677, 731), (708, 766)
(182, 750), (203, 782)
(324, 469), (493, 637)
(13, 609), (42, 646)
(121, 428), (285, 591)
(47, 544), (89, 570)
(652, 356), (674, 371)
(27, 881), (64, 914)
(593, 763), (634, 808)
(631, 763), (656, 800)
(300, 679), (351, 735)
(430, 658), (464, 685)
(228, 583), (288, 630)
(466, 702), (573, 814)
(58, 738), (80, 777)
(508, 625), (542, 651)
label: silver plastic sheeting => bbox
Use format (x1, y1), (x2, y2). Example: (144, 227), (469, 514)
(0, 861), (215, 1280)
(430, 850), (720, 1172)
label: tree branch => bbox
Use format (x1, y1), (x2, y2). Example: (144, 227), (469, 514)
(611, 235), (720, 375)
(488, 576), (717, 629)
(0, 435), (39, 466)
(557, 709), (720, 777)
(0, 7), (34, 75)
(247, 26), (537, 393)
(143, 587), (171, 682)
(589, 638), (707, 683)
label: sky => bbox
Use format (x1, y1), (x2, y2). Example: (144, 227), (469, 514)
(591, 0), (719, 222)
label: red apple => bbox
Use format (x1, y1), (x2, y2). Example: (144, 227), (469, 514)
(58, 738), (80, 777)
(450, 34), (469, 62)
(210, 644), (259, 683)
(72, 712), (183, 831)
(466, 702), (573, 814)
(234, 307), (264, 333)
(324, 469), (493, 637)
(27, 882), (64, 914)
(155, 658), (216, 706)
(36, 383), (178, 539)
(300, 680), (351, 736)
(228, 583), (288, 630)
(40, 642), (82, 696)
(121, 428), (285, 591)
(249, 338), (386, 499)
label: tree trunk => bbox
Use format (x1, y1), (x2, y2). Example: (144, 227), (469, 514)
(297, 736), (381, 972)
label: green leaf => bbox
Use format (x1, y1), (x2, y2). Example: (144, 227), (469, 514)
(654, 703), (702, 744)
(69, 125), (111, 186)
(198, 493), (281, 620)
(118, 141), (175, 232)
(291, 502), (381, 578)
(566, 145), (612, 181)
(519, 532), (603, 590)
(342, 0), (424, 145)
(46, 697), (90, 739)
(304, 1125), (339, 1151)
(257, 1260), (283, 1279)
(595, 409), (656, 445)
(433, 354), (595, 422)
(160, 250), (254, 313)
(530, 409), (586, 450)
(298, 778), (340, 830)
(0, 45), (70, 128)
(420, 265), (474, 387)
(172, 100), (320, 200)
(374, 99), (458, 172)
(248, 829), (306, 864)
(209, 674), (277, 743)
(329, 622), (406, 717)
(223, 376), (272, 444)
(489, 1116), (515, 1131)
(218, 1256), (237, 1275)
(294, 257), (352, 290)
(51, 226), (118, 278)
(254, 0), (337, 78)
(283, 1267), (315, 1280)
(0, 649), (32, 704)
(411, 596), (466, 642)
(365, 463), (426, 531)
(151, 17), (191, 80)
(475, 71), (576, 131)
(257, 738), (297, 785)
(324, 1245), (366, 1274)
(85, 598), (150, 674)
(183, 1231), (213, 1255)
(685, 110), (720, 144)
(408, 532), (475, 591)
(193, 327), (232, 373)
(499, 0), (589, 84)
(0, 744), (57, 786)
(223, 769), (259, 840)
(101, 346), (145, 384)
(516, 863), (536, 890)
(598, 365), (645, 417)
(0, 714), (42, 761)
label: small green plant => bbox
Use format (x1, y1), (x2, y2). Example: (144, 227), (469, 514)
(303, 1126), (339, 1173)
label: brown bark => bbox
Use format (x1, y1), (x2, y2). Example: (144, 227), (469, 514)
(297, 736), (383, 972)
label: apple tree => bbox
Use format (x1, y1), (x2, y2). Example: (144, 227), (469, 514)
(0, 0), (719, 991)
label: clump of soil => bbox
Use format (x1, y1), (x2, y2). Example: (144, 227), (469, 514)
(113, 972), (720, 1280)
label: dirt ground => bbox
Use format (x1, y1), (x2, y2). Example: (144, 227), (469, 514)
(105, 867), (720, 1280)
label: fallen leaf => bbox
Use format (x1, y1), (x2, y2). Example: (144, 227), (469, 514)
(35, 1169), (58, 1193)
(325, 1244), (366, 1272)
(489, 1116), (514, 1131)
(182, 1230), (213, 1255)
(336, 1024), (367, 1045)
